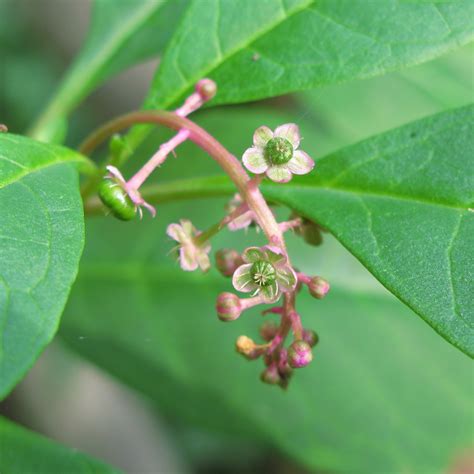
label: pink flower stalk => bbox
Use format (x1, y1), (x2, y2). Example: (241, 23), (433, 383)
(242, 123), (314, 183)
(167, 219), (211, 272)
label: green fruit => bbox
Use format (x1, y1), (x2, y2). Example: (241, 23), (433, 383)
(98, 178), (136, 221)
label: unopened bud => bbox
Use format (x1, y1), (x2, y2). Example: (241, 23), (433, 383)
(235, 335), (258, 359)
(259, 320), (279, 341)
(196, 78), (217, 101)
(308, 276), (330, 299)
(215, 249), (242, 277)
(288, 340), (313, 368)
(292, 213), (324, 246)
(302, 329), (319, 347)
(216, 292), (242, 321)
(260, 364), (281, 385)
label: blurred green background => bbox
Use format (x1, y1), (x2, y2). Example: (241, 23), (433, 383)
(1, 1), (473, 473)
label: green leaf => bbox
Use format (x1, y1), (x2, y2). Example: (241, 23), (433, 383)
(61, 224), (474, 472)
(0, 416), (120, 473)
(30, 0), (189, 142)
(262, 104), (474, 357)
(145, 0), (474, 110)
(0, 134), (87, 399)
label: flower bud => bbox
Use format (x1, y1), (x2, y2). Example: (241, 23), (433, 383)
(216, 292), (242, 321)
(215, 249), (242, 277)
(308, 276), (330, 299)
(292, 213), (324, 246)
(302, 329), (319, 347)
(196, 78), (217, 101)
(260, 364), (281, 385)
(259, 320), (279, 341)
(235, 335), (258, 360)
(288, 340), (313, 368)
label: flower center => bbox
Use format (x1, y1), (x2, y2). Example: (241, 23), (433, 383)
(264, 137), (293, 165)
(250, 261), (276, 287)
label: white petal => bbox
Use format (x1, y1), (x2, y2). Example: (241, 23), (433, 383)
(232, 263), (255, 293)
(197, 251), (211, 272)
(180, 246), (198, 271)
(167, 223), (186, 243)
(242, 147), (268, 174)
(274, 123), (300, 149)
(288, 150), (314, 175)
(266, 165), (292, 183)
(253, 126), (273, 148)
(228, 211), (254, 231)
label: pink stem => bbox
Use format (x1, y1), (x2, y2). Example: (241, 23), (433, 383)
(279, 218), (302, 233)
(240, 295), (265, 311)
(127, 129), (189, 190)
(297, 272), (311, 285)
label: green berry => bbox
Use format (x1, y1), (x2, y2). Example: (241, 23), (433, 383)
(98, 178), (136, 221)
(264, 137), (293, 165)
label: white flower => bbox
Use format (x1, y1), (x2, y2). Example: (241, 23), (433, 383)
(167, 219), (211, 272)
(242, 124), (314, 183)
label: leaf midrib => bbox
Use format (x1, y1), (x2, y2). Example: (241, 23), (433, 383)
(0, 158), (82, 190)
(155, 0), (314, 109)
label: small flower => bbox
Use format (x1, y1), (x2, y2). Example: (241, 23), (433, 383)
(232, 246), (297, 303)
(167, 219), (211, 272)
(242, 123), (314, 183)
(225, 194), (256, 231)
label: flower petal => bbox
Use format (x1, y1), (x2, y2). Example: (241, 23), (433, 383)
(266, 165), (292, 183)
(260, 281), (280, 303)
(242, 147), (268, 174)
(288, 150), (314, 175)
(167, 223), (186, 243)
(180, 246), (198, 271)
(276, 265), (297, 291)
(274, 123), (300, 149)
(242, 247), (265, 263)
(263, 246), (287, 266)
(197, 250), (211, 272)
(232, 263), (255, 292)
(180, 219), (195, 236)
(228, 211), (254, 231)
(253, 126), (273, 148)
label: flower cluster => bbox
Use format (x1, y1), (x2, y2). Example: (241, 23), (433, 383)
(93, 79), (330, 388)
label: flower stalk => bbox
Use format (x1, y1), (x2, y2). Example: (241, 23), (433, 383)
(79, 78), (328, 388)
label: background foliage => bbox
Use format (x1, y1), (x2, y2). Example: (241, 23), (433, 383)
(0, 1), (473, 472)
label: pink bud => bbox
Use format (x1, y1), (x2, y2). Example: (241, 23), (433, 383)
(288, 340), (313, 368)
(308, 276), (330, 299)
(216, 292), (242, 321)
(260, 363), (281, 385)
(196, 78), (217, 101)
(215, 249), (243, 277)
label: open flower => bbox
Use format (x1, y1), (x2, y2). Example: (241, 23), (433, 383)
(167, 219), (211, 272)
(242, 124), (314, 183)
(232, 246), (297, 303)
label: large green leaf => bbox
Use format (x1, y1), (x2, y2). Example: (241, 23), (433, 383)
(0, 134), (87, 399)
(30, 0), (188, 142)
(61, 222), (473, 472)
(0, 416), (120, 473)
(100, 104), (473, 356)
(263, 104), (474, 357)
(145, 0), (474, 110)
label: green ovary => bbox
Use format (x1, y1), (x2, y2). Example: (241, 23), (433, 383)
(264, 137), (293, 165)
(250, 261), (276, 287)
